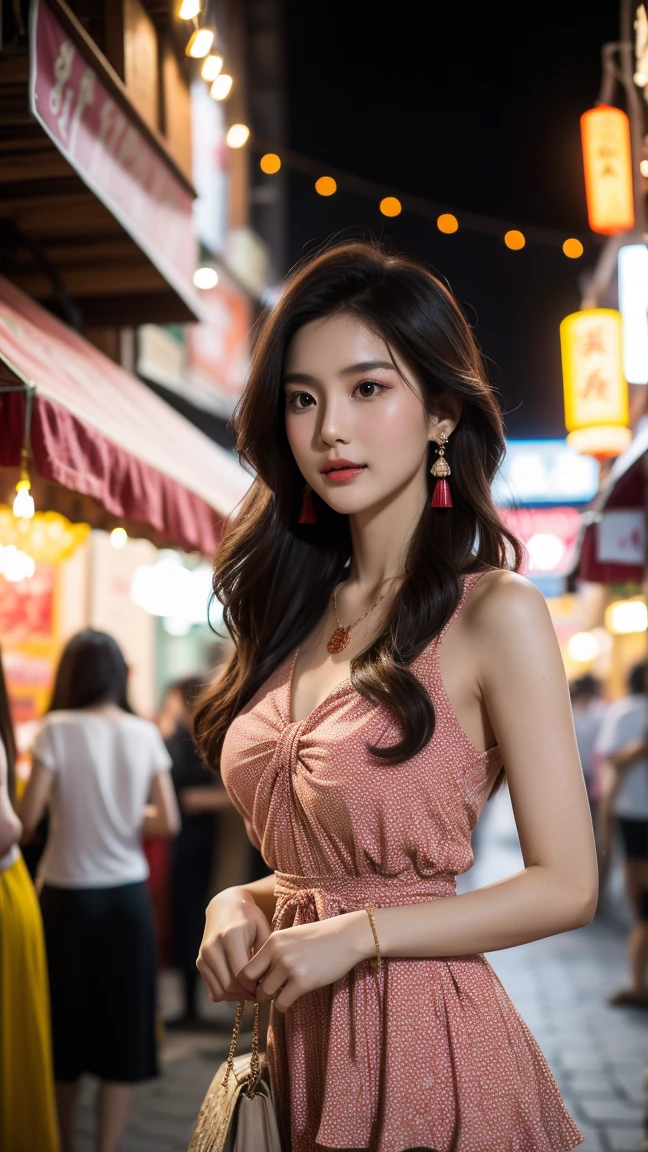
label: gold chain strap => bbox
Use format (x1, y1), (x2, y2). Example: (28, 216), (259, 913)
(220, 1001), (262, 1099)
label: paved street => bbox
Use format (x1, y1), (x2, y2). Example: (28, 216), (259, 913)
(73, 792), (646, 1152)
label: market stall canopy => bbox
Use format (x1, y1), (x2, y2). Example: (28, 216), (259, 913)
(0, 275), (251, 554)
(571, 415), (647, 585)
(0, 0), (202, 325)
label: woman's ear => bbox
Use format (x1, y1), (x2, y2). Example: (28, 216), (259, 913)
(428, 394), (462, 442)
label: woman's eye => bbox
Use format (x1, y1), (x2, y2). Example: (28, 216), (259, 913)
(287, 391), (315, 410)
(355, 380), (385, 399)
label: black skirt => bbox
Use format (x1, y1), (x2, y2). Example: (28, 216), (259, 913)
(40, 880), (159, 1083)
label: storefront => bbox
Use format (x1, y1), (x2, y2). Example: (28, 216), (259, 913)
(0, 274), (250, 731)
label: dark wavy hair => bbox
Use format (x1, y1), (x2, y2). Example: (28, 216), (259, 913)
(194, 241), (523, 780)
(49, 630), (133, 713)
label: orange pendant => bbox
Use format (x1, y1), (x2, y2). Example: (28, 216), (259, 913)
(327, 627), (351, 654)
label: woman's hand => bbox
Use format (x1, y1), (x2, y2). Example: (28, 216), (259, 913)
(196, 887), (273, 1002)
(237, 911), (374, 1013)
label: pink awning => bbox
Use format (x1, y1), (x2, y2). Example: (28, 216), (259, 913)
(0, 276), (251, 554)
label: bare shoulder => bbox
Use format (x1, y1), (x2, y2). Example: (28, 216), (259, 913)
(463, 569), (553, 647)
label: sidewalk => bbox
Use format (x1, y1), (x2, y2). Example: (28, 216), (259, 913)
(73, 792), (645, 1152)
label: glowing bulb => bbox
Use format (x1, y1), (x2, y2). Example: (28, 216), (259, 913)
(379, 196), (402, 217)
(201, 54), (223, 82)
(179, 0), (201, 17)
(605, 598), (648, 634)
(260, 153), (281, 174)
(13, 480), (35, 520)
(641, 160), (648, 177)
(193, 266), (219, 289)
(525, 533), (566, 572)
(504, 230), (526, 250)
(635, 70), (648, 86)
(186, 28), (214, 58)
(110, 527), (128, 549)
(437, 213), (458, 234)
(0, 545), (35, 582)
(315, 176), (336, 196)
(567, 631), (599, 662)
(563, 238), (584, 259)
(210, 73), (233, 100)
(226, 123), (249, 148)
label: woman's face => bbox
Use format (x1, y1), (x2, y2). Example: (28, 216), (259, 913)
(284, 314), (445, 517)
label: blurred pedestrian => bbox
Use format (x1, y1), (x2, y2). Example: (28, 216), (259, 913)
(570, 673), (607, 829)
(19, 630), (180, 1152)
(595, 659), (648, 1007)
(162, 675), (230, 1028)
(0, 648), (59, 1152)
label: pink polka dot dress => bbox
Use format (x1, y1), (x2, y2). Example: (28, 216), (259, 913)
(220, 571), (584, 1152)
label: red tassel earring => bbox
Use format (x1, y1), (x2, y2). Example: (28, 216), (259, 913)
(430, 432), (453, 508)
(298, 482), (317, 524)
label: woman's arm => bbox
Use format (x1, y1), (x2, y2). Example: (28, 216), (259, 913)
(142, 771), (181, 837)
(240, 572), (600, 1011)
(19, 757), (53, 838)
(608, 736), (648, 772)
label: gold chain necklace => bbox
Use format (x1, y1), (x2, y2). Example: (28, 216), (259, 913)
(326, 583), (386, 654)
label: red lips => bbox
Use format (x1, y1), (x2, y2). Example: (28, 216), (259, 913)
(321, 458), (365, 473)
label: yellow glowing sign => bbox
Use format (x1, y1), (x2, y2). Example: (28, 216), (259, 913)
(580, 105), (634, 235)
(560, 309), (631, 458)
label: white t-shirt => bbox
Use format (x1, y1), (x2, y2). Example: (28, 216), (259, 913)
(32, 709), (172, 888)
(595, 695), (648, 820)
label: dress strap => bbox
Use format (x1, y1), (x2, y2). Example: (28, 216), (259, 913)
(433, 570), (492, 649)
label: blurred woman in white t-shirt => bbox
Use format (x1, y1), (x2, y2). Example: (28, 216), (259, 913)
(20, 630), (180, 1152)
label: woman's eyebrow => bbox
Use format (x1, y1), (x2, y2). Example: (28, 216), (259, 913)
(283, 359), (395, 385)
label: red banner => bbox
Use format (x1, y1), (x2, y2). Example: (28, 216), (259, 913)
(29, 0), (199, 317)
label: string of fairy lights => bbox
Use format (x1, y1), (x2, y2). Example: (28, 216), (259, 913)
(178, 3), (590, 259)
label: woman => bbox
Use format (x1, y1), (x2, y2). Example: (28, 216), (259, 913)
(20, 630), (180, 1152)
(596, 660), (648, 1006)
(163, 675), (230, 1027)
(194, 241), (597, 1152)
(0, 648), (59, 1152)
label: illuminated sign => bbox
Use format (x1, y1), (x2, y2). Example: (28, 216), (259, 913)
(580, 105), (634, 236)
(492, 440), (599, 506)
(560, 309), (631, 459)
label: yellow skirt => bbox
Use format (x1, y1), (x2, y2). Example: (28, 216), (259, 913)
(0, 852), (59, 1152)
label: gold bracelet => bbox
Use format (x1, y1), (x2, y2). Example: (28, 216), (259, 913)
(365, 906), (382, 973)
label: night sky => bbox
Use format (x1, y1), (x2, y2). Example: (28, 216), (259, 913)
(283, 3), (621, 440)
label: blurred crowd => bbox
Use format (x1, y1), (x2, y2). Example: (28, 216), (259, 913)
(0, 630), (646, 1152)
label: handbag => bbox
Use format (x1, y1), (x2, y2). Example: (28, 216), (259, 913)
(187, 1000), (282, 1152)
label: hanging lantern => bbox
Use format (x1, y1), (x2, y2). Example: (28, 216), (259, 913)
(618, 243), (648, 384)
(560, 309), (631, 459)
(580, 105), (634, 235)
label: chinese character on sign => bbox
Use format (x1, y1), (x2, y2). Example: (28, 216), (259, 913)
(580, 327), (605, 356)
(580, 369), (610, 401)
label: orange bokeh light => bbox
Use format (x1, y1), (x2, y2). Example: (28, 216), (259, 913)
(260, 153), (281, 175)
(563, 238), (584, 259)
(504, 230), (526, 250)
(437, 213), (458, 234)
(315, 176), (337, 196)
(379, 196), (402, 217)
